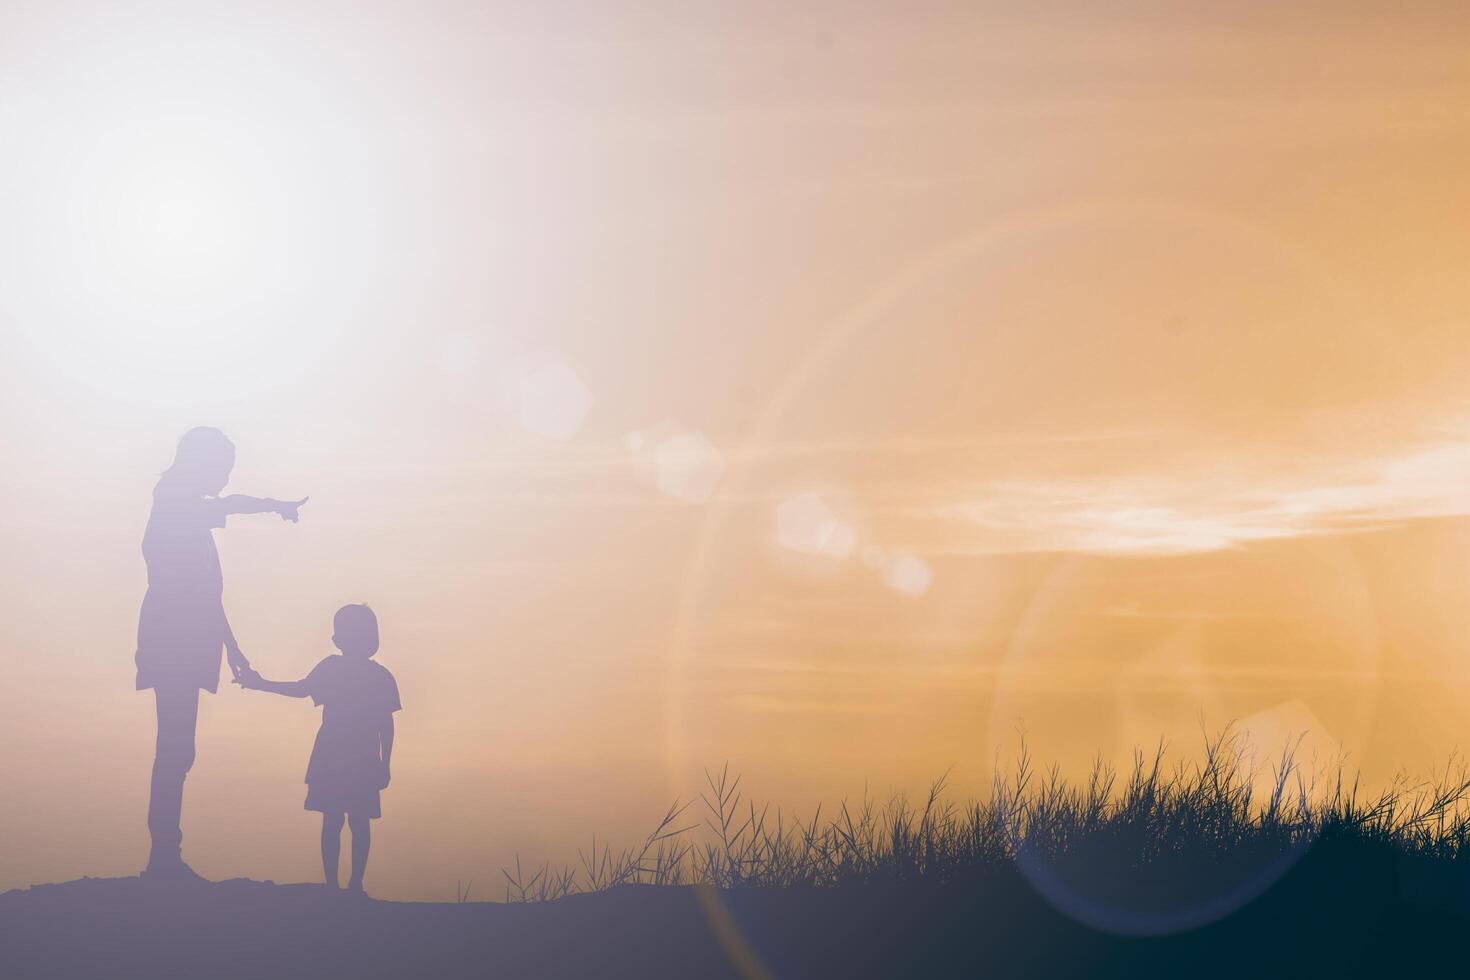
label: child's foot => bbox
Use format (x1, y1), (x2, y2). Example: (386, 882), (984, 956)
(345, 880), (368, 898)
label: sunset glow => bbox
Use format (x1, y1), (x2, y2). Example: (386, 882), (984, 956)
(3, 2), (1470, 906)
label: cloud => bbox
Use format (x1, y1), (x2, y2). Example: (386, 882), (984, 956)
(939, 426), (1470, 555)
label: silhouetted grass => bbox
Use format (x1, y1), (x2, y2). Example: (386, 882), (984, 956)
(499, 726), (1470, 908)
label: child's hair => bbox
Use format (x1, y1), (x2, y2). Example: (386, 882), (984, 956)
(159, 426), (236, 490)
(333, 604), (380, 657)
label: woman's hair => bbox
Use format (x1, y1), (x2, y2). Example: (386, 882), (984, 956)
(158, 426), (236, 492)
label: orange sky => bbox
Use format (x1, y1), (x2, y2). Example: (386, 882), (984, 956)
(2, 2), (1469, 900)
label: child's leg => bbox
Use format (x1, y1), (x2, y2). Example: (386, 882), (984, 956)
(321, 811), (345, 888)
(346, 812), (372, 890)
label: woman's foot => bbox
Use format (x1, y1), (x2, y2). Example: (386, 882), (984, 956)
(345, 880), (368, 898)
(142, 849), (208, 885)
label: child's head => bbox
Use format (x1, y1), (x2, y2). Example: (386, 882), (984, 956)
(162, 426), (236, 496)
(332, 604), (380, 659)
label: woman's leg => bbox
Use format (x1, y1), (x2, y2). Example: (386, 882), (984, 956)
(347, 812), (371, 891)
(146, 685), (200, 870)
(321, 811), (345, 888)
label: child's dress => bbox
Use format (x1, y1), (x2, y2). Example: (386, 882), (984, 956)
(302, 655), (402, 818)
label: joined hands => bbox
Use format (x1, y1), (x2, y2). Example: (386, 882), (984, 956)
(233, 666), (263, 689)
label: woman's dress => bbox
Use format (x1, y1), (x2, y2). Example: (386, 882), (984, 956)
(135, 490), (230, 694)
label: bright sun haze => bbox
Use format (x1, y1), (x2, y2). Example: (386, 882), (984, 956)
(2, 1), (1470, 901)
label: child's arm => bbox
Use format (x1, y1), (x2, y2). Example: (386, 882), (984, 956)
(218, 494), (310, 522)
(235, 669), (311, 698)
(380, 716), (395, 788)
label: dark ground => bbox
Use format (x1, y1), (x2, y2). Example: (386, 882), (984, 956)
(3, 847), (1469, 979)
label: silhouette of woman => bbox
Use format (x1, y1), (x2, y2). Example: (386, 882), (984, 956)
(135, 427), (307, 879)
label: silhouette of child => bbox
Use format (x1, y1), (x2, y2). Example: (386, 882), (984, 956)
(236, 604), (400, 894)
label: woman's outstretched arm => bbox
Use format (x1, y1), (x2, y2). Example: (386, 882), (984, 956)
(218, 495), (309, 522)
(217, 494), (283, 514)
